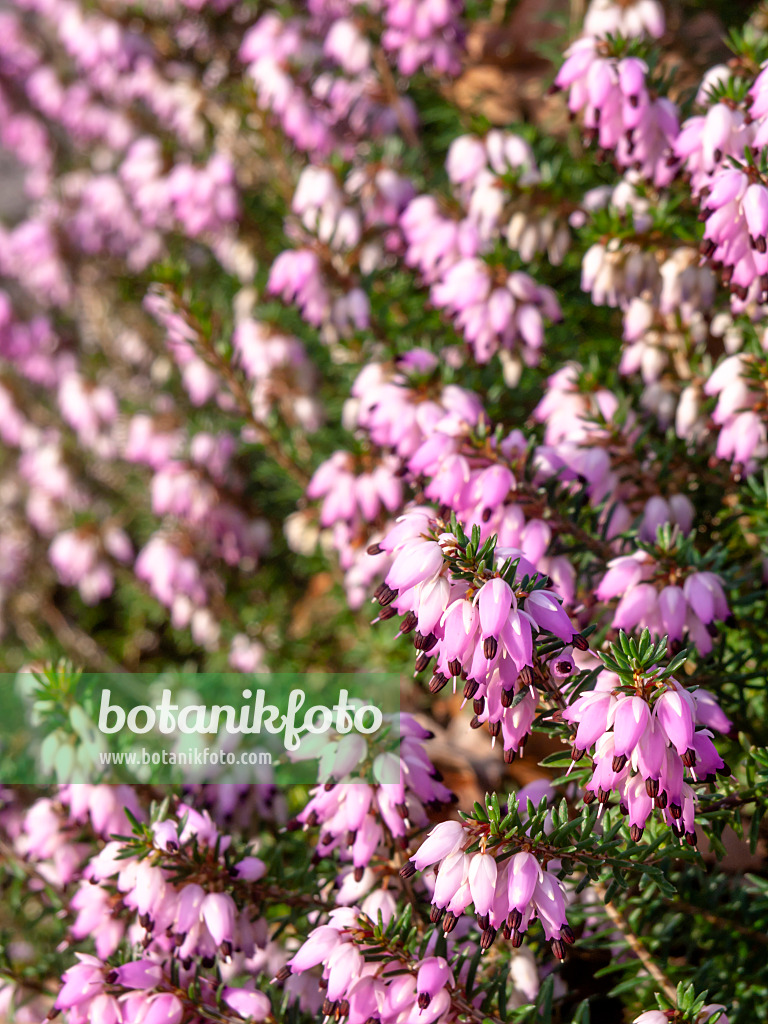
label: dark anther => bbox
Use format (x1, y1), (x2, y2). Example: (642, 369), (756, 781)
(415, 632), (437, 652)
(519, 665), (534, 687)
(414, 653), (432, 673)
(399, 612), (418, 634)
(443, 912), (458, 934)
(699, 239), (717, 258)
(429, 672), (449, 694)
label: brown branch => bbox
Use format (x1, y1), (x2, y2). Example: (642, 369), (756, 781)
(594, 881), (678, 1003)
(373, 48), (421, 151)
(39, 601), (124, 673)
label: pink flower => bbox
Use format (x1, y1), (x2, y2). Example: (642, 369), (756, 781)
(468, 852), (497, 917)
(201, 892), (237, 955)
(222, 988), (271, 1021)
(507, 851), (541, 913)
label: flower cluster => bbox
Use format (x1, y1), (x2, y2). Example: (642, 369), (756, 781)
(4, 788), (285, 1024)
(402, 164), (562, 365)
(402, 815), (572, 958)
(596, 547), (731, 654)
(374, 509), (581, 758)
(442, 129), (574, 273)
(283, 918), (460, 1024)
(703, 349), (768, 471)
(554, 42), (679, 188)
(1, 0), (764, 1020)
(564, 640), (732, 844)
(240, 10), (418, 160)
(290, 712), (455, 882)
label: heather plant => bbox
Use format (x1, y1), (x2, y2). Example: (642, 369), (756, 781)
(1, 0), (768, 1023)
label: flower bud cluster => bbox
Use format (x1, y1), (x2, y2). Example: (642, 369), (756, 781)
(698, 165), (768, 304)
(634, 1005), (729, 1024)
(5, 785), (142, 888)
(287, 163), (417, 278)
(268, 160), (415, 339)
(581, 238), (662, 310)
(673, 68), (768, 304)
(1, 793), (291, 1024)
